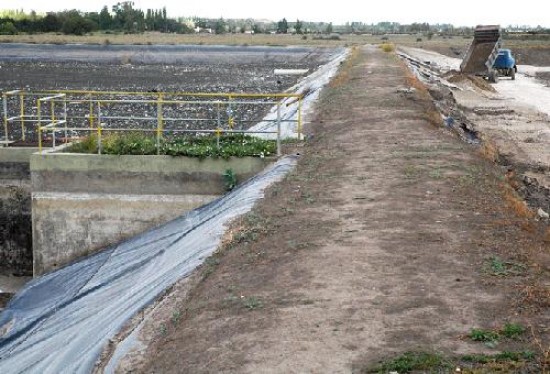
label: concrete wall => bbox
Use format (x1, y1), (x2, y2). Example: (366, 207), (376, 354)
(0, 147), (38, 182)
(31, 153), (273, 275)
(0, 148), (36, 274)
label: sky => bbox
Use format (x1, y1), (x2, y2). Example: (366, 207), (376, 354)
(2, 0), (550, 27)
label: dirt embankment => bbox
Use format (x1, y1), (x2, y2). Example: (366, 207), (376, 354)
(107, 46), (550, 373)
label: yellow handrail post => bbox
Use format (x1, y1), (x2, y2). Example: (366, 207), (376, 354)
(50, 99), (55, 123)
(63, 94), (68, 143)
(37, 100), (42, 153)
(97, 126), (102, 155)
(89, 94), (94, 128)
(156, 93), (163, 155)
(215, 127), (222, 149)
(276, 101), (281, 157)
(2, 93), (8, 144)
(19, 93), (26, 141)
(297, 96), (303, 141)
(227, 95), (234, 129)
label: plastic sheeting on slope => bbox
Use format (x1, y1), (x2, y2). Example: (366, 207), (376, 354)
(0, 156), (297, 374)
(249, 48), (349, 139)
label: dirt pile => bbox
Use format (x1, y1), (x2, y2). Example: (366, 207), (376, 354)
(446, 71), (497, 92)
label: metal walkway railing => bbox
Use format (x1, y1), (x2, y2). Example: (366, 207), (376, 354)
(1, 90), (303, 156)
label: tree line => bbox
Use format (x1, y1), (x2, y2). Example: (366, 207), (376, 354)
(2, 5), (549, 37)
(0, 2), (193, 36)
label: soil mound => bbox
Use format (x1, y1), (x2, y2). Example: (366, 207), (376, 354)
(446, 72), (496, 93)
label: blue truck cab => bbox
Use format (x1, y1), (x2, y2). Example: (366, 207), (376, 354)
(493, 49), (517, 80)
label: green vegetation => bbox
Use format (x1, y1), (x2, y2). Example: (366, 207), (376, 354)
(223, 169), (238, 191)
(484, 256), (526, 276)
(0, 3), (191, 36)
(368, 351), (451, 373)
(501, 322), (526, 339)
(469, 328), (500, 343)
(242, 296), (263, 310)
(380, 43), (396, 52)
(366, 350), (537, 373)
(64, 133), (276, 159)
(468, 323), (526, 344)
(461, 350), (535, 364)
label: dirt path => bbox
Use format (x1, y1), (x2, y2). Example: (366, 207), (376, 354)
(127, 45), (548, 373)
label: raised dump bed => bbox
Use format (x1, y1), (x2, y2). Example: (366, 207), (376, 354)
(460, 25), (502, 82)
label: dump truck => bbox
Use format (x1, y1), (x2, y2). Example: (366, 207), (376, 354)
(493, 49), (517, 80)
(460, 25), (506, 83)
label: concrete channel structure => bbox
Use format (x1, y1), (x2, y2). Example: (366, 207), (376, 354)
(30, 152), (273, 275)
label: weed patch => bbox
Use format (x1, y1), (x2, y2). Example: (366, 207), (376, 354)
(65, 133), (276, 159)
(367, 351), (451, 373)
(380, 43), (395, 53)
(365, 350), (537, 373)
(467, 323), (526, 346)
(242, 296), (263, 310)
(484, 256), (526, 276)
(223, 169), (237, 191)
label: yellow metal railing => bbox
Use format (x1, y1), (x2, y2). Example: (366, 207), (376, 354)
(1, 90), (304, 152)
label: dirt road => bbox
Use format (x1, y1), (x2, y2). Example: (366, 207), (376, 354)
(116, 46), (548, 372)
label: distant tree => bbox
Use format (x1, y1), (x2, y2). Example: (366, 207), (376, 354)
(0, 21), (18, 35)
(252, 23), (263, 34)
(325, 22), (333, 34)
(295, 19), (303, 34)
(112, 2), (144, 33)
(99, 6), (112, 30)
(61, 11), (95, 35)
(195, 18), (208, 29)
(277, 18), (288, 34)
(41, 13), (61, 32)
(214, 18), (226, 34)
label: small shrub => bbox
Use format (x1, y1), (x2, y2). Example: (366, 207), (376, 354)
(380, 43), (395, 53)
(469, 328), (500, 343)
(0, 21), (18, 35)
(242, 296), (263, 310)
(416, 37), (423, 42)
(223, 169), (237, 191)
(371, 351), (450, 373)
(66, 134), (98, 153)
(501, 323), (525, 339)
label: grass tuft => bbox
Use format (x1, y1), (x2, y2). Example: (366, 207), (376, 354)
(368, 351), (450, 373)
(380, 43), (395, 53)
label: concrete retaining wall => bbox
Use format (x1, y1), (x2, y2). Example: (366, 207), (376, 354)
(31, 153), (273, 275)
(0, 147), (38, 181)
(0, 148), (36, 274)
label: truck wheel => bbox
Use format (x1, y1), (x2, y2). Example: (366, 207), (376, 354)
(510, 68), (516, 80)
(489, 71), (498, 83)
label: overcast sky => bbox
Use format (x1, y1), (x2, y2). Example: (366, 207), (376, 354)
(2, 0), (549, 27)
